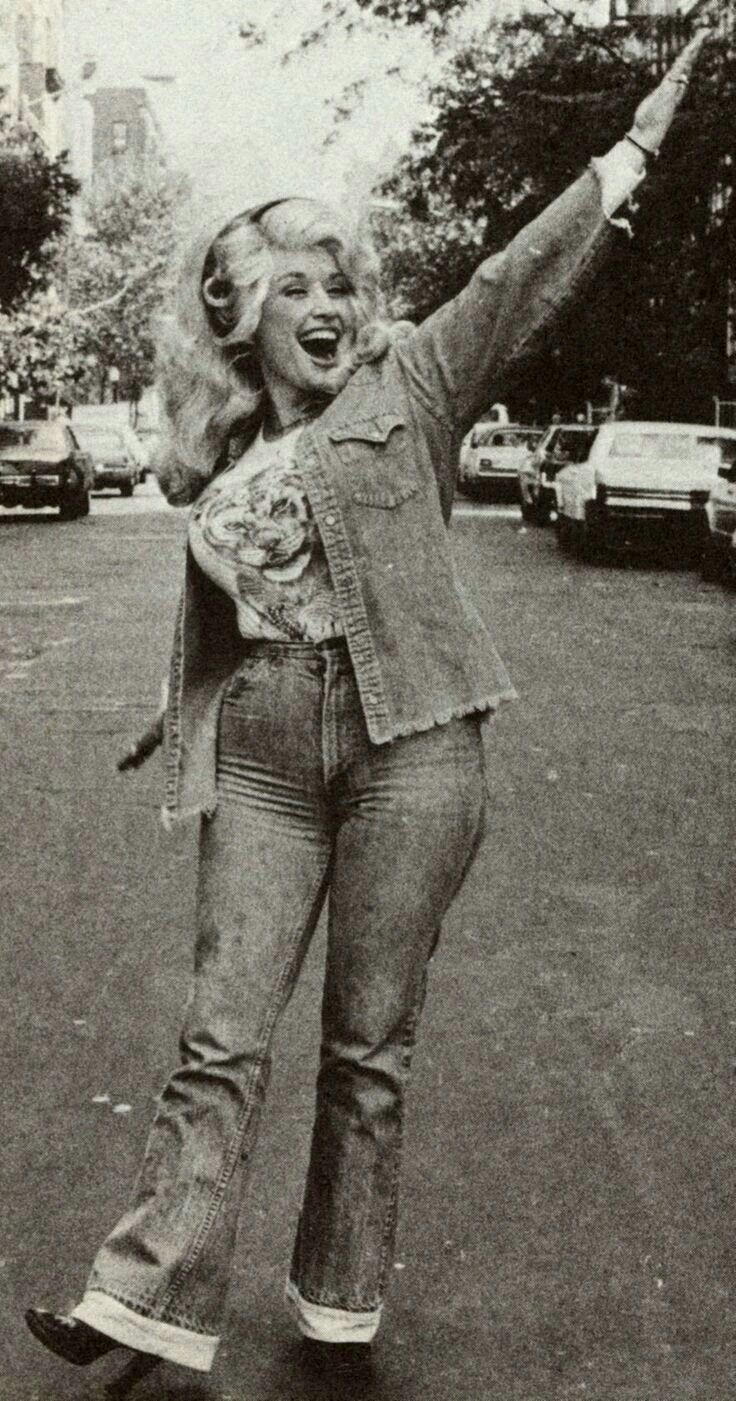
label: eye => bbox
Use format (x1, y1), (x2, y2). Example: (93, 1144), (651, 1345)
(282, 285), (307, 298)
(328, 280), (352, 297)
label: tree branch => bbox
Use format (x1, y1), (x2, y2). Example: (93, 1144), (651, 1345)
(69, 260), (167, 318)
(69, 283), (133, 317)
(537, 0), (634, 70)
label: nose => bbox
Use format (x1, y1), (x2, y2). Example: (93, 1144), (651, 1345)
(308, 284), (334, 318)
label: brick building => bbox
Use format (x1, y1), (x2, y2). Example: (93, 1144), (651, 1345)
(86, 85), (163, 175)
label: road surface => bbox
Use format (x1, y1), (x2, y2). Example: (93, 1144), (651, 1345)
(0, 482), (733, 1400)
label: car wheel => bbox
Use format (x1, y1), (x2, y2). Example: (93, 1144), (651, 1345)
(521, 497), (549, 526)
(556, 514), (577, 552)
(59, 486), (90, 520)
(580, 524), (605, 563)
(701, 537), (724, 583)
(120, 481), (135, 498)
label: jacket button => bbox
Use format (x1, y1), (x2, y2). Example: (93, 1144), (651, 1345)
(325, 513), (336, 526)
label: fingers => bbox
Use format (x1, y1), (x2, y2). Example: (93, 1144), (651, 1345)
(117, 747), (143, 772)
(665, 28), (710, 86)
(630, 27), (711, 154)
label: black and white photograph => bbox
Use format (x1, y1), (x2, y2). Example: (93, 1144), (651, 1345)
(1, 1), (734, 1398)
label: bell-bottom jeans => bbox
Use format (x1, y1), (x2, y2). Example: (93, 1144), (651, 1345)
(73, 638), (487, 1371)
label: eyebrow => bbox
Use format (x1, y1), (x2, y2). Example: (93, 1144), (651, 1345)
(274, 270), (349, 284)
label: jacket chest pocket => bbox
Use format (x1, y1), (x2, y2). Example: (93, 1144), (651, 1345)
(328, 413), (419, 508)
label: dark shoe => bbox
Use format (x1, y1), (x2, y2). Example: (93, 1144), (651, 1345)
(301, 1337), (373, 1378)
(25, 1310), (121, 1366)
(25, 1309), (162, 1398)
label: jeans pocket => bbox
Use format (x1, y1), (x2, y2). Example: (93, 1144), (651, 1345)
(223, 656), (264, 704)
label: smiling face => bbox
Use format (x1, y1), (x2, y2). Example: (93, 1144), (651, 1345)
(253, 246), (359, 425)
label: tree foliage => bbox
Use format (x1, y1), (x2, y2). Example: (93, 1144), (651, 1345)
(0, 119), (79, 310)
(60, 163), (190, 403)
(376, 14), (734, 420)
(0, 289), (88, 404)
(0, 161), (190, 406)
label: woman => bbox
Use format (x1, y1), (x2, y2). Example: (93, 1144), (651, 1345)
(26, 34), (706, 1395)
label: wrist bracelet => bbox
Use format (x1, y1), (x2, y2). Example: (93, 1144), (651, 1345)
(625, 132), (656, 160)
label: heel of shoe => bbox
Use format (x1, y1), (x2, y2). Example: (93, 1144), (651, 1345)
(25, 1307), (162, 1396)
(105, 1351), (162, 1398)
(25, 1308), (119, 1366)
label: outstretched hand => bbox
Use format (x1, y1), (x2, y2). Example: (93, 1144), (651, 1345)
(629, 29), (710, 156)
(117, 713), (165, 772)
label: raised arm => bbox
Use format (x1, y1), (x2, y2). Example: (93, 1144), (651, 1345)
(392, 32), (709, 439)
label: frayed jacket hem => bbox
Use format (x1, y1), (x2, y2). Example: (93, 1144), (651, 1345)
(160, 797), (218, 832)
(366, 688), (516, 746)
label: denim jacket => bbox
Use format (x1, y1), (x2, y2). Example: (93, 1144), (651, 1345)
(163, 163), (630, 825)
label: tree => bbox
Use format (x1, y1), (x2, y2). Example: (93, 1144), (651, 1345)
(375, 13), (734, 420)
(0, 118), (79, 309)
(0, 160), (190, 409)
(250, 0), (731, 418)
(59, 162), (191, 404)
(0, 289), (88, 408)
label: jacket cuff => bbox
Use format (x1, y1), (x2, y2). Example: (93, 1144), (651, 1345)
(592, 139), (646, 225)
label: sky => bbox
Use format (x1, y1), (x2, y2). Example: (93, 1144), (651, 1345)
(63, 1), (612, 221)
(63, 0), (434, 220)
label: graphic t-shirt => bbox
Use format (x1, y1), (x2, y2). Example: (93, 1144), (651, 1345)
(188, 426), (343, 642)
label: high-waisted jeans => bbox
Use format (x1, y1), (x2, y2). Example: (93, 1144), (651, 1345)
(74, 639), (487, 1372)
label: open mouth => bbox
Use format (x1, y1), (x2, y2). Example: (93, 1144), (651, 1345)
(297, 328), (341, 366)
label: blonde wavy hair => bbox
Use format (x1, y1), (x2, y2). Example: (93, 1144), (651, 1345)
(154, 197), (391, 505)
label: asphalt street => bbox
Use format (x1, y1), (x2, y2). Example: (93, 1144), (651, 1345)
(0, 481), (734, 1401)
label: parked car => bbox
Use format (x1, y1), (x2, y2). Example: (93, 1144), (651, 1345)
(73, 424), (140, 496)
(518, 422), (599, 525)
(701, 441), (736, 581)
(554, 420), (736, 561)
(0, 420), (93, 519)
(458, 423), (543, 498)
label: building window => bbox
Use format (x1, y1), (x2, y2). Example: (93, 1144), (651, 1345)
(112, 121), (128, 153)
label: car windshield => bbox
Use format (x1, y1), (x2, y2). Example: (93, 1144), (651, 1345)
(475, 428), (540, 448)
(609, 432), (723, 463)
(699, 436), (736, 464)
(553, 429), (597, 461)
(74, 429), (126, 453)
(0, 424), (67, 457)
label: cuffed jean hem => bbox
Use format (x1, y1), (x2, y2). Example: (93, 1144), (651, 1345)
(72, 1292), (218, 1373)
(285, 1280), (382, 1343)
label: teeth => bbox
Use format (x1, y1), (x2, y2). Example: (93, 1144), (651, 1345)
(300, 331), (338, 351)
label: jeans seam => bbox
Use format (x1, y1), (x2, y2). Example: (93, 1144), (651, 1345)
(290, 978), (428, 1315)
(322, 654), (335, 787)
(158, 857), (331, 1319)
(374, 983), (425, 1299)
